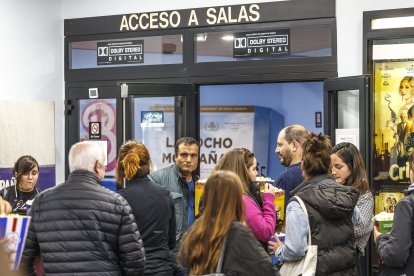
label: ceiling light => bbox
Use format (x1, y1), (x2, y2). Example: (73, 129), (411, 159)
(221, 35), (234, 41)
(196, 33), (207, 42)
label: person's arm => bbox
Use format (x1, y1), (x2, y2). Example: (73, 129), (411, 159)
(168, 192), (176, 250)
(275, 201), (308, 262)
(0, 197), (12, 215)
(117, 197), (146, 276)
(375, 199), (413, 267)
(354, 194), (374, 239)
(243, 193), (276, 243)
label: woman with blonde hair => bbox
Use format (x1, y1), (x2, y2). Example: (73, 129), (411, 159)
(213, 148), (277, 245)
(179, 170), (278, 276)
(116, 140), (176, 276)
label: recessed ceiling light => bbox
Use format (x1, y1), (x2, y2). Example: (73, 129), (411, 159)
(221, 35), (234, 41)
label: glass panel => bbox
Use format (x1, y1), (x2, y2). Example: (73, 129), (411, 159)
(372, 16), (414, 30)
(373, 38), (414, 60)
(133, 97), (175, 171)
(79, 99), (117, 177)
(337, 89), (359, 129)
(70, 35), (183, 69)
(199, 82), (324, 180)
(195, 23), (332, 62)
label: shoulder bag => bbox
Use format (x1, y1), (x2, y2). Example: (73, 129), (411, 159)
(280, 195), (318, 276)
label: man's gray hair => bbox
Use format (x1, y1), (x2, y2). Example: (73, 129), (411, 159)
(68, 141), (105, 173)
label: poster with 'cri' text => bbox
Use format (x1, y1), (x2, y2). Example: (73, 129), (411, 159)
(373, 60), (414, 212)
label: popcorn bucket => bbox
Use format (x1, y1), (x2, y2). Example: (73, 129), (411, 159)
(0, 215), (31, 270)
(195, 180), (206, 217)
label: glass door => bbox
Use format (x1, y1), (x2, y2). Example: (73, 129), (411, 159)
(123, 83), (199, 172)
(65, 83), (122, 190)
(65, 82), (198, 190)
(324, 75), (372, 276)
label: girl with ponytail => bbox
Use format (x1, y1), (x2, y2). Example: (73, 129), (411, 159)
(116, 140), (176, 276)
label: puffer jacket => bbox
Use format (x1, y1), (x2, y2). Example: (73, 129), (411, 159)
(21, 170), (146, 276)
(149, 165), (199, 252)
(292, 174), (359, 275)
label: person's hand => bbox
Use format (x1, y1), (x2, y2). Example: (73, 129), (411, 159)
(373, 225), (381, 242)
(268, 235), (284, 254)
(0, 198), (12, 215)
(263, 183), (276, 195)
(0, 238), (16, 265)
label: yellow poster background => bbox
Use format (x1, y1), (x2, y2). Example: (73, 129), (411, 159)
(374, 60), (414, 155)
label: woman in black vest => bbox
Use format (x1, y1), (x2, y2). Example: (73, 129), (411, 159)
(0, 155), (41, 215)
(270, 132), (359, 275)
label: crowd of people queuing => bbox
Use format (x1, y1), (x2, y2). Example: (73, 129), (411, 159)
(0, 125), (413, 275)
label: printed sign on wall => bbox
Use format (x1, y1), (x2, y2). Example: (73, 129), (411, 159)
(233, 29), (290, 58)
(97, 40), (144, 65)
(80, 99), (117, 176)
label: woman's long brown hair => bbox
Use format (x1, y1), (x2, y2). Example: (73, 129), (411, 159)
(179, 171), (245, 275)
(213, 149), (253, 196)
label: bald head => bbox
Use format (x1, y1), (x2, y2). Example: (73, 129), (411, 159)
(68, 141), (105, 177)
(282, 124), (307, 145)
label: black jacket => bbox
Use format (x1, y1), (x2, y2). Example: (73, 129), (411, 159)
(292, 174), (359, 276)
(376, 189), (414, 275)
(118, 177), (176, 275)
(219, 222), (279, 276)
(21, 170), (146, 276)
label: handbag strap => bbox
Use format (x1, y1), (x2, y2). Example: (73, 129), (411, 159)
(293, 195), (313, 246)
(215, 235), (228, 273)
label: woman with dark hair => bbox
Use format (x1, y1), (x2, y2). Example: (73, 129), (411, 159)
(331, 142), (374, 275)
(179, 170), (278, 276)
(270, 132), (359, 275)
(373, 150), (414, 275)
(116, 140), (176, 276)
(214, 148), (277, 244)
(0, 155), (40, 214)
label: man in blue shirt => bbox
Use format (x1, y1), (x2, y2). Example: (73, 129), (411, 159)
(274, 125), (307, 214)
(149, 137), (199, 276)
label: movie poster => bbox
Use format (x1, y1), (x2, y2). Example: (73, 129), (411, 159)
(373, 59), (414, 213)
(374, 191), (405, 214)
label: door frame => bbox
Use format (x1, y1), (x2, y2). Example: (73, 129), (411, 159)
(323, 74), (372, 276)
(65, 81), (199, 178)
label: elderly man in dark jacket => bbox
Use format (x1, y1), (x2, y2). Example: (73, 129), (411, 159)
(21, 141), (146, 276)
